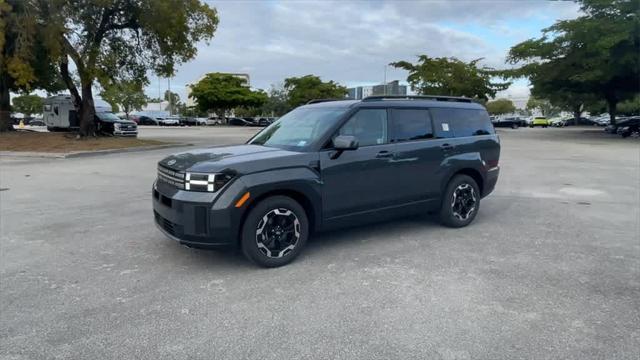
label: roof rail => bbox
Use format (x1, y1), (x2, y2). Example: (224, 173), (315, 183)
(362, 95), (473, 103)
(306, 98), (342, 105)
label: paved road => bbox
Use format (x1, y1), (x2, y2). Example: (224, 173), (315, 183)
(1, 127), (638, 359)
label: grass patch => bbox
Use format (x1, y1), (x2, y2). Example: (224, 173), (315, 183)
(0, 131), (168, 153)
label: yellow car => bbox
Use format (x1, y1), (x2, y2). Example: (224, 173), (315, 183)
(530, 116), (550, 128)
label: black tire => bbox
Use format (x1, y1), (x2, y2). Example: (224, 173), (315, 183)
(439, 175), (480, 228)
(511, 123), (519, 129)
(241, 196), (309, 267)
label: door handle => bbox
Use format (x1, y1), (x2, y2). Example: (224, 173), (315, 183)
(375, 150), (394, 159)
(441, 143), (454, 151)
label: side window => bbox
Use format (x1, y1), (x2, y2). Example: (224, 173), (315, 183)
(391, 109), (433, 142)
(431, 108), (494, 138)
(53, 106), (59, 115)
(337, 109), (387, 147)
(430, 108), (455, 139)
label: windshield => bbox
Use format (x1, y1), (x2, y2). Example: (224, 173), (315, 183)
(248, 107), (347, 150)
(96, 112), (121, 121)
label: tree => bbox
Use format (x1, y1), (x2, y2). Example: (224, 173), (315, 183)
(31, 0), (219, 136)
(284, 75), (347, 108)
(485, 98), (516, 115)
(11, 94), (44, 117)
(164, 90), (181, 115)
(0, 0), (62, 131)
(189, 73), (267, 120)
(100, 80), (148, 119)
(506, 0), (639, 124)
(526, 97), (561, 117)
(390, 56), (510, 101)
(617, 95), (640, 116)
(258, 84), (290, 116)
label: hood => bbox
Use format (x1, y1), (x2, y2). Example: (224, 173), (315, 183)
(158, 144), (309, 174)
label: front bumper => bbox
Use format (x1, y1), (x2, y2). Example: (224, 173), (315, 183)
(114, 130), (138, 136)
(152, 180), (245, 247)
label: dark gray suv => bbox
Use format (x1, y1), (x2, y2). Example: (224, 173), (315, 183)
(153, 95), (500, 267)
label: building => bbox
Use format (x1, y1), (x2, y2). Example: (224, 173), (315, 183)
(185, 73), (251, 107)
(347, 80), (407, 100)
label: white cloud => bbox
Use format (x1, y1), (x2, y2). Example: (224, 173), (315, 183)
(154, 0), (581, 104)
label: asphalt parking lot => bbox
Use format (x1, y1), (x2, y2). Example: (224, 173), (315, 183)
(1, 126), (639, 359)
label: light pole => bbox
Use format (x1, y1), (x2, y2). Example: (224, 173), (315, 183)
(383, 65), (387, 95)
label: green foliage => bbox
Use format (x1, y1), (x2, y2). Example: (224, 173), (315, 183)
(11, 94), (44, 116)
(284, 75), (347, 108)
(189, 73), (267, 117)
(260, 84), (290, 116)
(617, 95), (640, 116)
(391, 56), (510, 101)
(485, 98), (516, 115)
(33, 0), (219, 135)
(180, 105), (207, 117)
(164, 90), (181, 114)
(526, 97), (561, 117)
(0, 0), (63, 131)
(505, 0), (640, 123)
(100, 80), (148, 117)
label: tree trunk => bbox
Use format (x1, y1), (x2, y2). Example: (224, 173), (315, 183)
(573, 104), (582, 126)
(605, 91), (618, 125)
(0, 73), (12, 132)
(607, 99), (617, 125)
(79, 83), (96, 136)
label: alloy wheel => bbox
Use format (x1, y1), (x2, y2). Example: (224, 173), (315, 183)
(255, 208), (301, 258)
(451, 183), (477, 221)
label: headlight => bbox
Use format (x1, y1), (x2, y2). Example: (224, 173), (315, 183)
(114, 123), (121, 128)
(185, 172), (233, 192)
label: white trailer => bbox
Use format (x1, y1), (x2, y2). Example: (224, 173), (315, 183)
(43, 95), (113, 131)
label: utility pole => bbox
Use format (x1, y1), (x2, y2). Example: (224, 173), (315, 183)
(158, 76), (161, 112)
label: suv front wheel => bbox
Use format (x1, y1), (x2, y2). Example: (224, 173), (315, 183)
(439, 175), (480, 228)
(241, 195), (309, 267)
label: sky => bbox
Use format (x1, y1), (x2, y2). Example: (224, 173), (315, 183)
(151, 0), (582, 108)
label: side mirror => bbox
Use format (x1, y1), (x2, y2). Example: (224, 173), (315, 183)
(333, 135), (359, 150)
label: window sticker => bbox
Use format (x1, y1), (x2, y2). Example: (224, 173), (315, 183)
(442, 123), (450, 131)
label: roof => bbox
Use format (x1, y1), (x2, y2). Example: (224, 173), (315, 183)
(302, 97), (485, 110)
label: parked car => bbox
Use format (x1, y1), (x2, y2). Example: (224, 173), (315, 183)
(590, 114), (610, 126)
(254, 117), (272, 126)
(180, 117), (207, 126)
(549, 116), (569, 127)
(616, 117), (640, 138)
(136, 115), (159, 125)
(96, 112), (138, 137)
(27, 119), (46, 126)
(492, 116), (522, 129)
(153, 95), (500, 267)
(229, 117), (252, 126)
(530, 116), (550, 128)
(206, 117), (224, 126)
(158, 116), (180, 126)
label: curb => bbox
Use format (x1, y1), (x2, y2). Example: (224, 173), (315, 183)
(1, 143), (192, 159)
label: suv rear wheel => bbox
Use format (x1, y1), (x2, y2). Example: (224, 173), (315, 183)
(439, 175), (480, 228)
(241, 195), (309, 267)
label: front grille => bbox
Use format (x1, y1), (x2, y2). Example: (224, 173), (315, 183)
(155, 211), (176, 236)
(157, 165), (185, 189)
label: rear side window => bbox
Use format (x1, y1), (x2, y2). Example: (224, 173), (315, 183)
(431, 108), (494, 138)
(390, 109), (433, 142)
